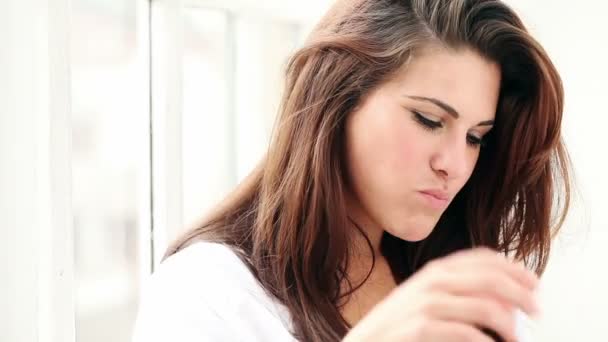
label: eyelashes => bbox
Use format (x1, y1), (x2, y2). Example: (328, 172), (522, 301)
(412, 111), (442, 131)
(411, 111), (485, 148)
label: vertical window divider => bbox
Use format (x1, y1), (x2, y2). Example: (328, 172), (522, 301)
(150, 0), (185, 269)
(225, 10), (238, 185)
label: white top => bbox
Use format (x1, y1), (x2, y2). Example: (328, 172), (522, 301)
(132, 242), (297, 342)
(132, 241), (533, 342)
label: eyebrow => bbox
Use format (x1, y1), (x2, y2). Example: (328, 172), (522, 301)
(405, 95), (494, 127)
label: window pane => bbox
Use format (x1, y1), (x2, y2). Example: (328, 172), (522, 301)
(233, 16), (300, 180)
(70, 1), (148, 341)
(181, 8), (233, 228)
(180, 8), (300, 229)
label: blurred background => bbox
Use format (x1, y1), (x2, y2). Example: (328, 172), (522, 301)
(1, 0), (606, 341)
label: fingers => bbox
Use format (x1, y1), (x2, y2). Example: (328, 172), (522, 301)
(419, 248), (540, 317)
(420, 320), (494, 342)
(444, 248), (539, 290)
(423, 294), (517, 342)
(431, 269), (539, 317)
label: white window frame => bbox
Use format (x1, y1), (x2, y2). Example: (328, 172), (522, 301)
(136, 0), (155, 290)
(0, 0), (74, 341)
(150, 0), (187, 267)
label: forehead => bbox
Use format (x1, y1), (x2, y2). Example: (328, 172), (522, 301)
(387, 46), (501, 121)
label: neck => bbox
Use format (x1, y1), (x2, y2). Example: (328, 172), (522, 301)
(344, 192), (384, 259)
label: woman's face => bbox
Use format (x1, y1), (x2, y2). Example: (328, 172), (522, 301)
(345, 46), (501, 243)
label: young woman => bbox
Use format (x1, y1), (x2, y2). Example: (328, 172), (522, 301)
(133, 0), (571, 341)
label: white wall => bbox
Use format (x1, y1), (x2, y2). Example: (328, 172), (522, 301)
(504, 1), (608, 340)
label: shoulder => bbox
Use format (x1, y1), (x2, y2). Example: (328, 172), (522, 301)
(152, 241), (251, 290)
(132, 242), (295, 342)
(141, 241), (268, 315)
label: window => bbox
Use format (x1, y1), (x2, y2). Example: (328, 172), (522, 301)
(149, 0), (312, 261)
(179, 7), (301, 231)
(69, 1), (326, 341)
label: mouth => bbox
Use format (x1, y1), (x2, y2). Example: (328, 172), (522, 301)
(418, 190), (450, 210)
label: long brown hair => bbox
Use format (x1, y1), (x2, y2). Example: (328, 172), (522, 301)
(165, 0), (571, 340)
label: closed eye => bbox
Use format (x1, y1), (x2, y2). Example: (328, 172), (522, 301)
(467, 134), (485, 147)
(413, 110), (487, 148)
(412, 111), (442, 131)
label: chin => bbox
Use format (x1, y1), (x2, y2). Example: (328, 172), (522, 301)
(400, 228), (434, 242)
(386, 217), (439, 242)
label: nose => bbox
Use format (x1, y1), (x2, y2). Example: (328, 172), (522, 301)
(429, 134), (473, 182)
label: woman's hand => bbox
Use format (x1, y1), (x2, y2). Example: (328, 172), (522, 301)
(343, 248), (539, 342)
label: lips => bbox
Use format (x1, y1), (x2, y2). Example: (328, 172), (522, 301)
(418, 189), (451, 209)
(419, 189), (449, 201)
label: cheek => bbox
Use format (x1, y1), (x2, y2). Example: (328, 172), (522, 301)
(347, 109), (431, 198)
(390, 123), (430, 173)
(346, 110), (444, 241)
